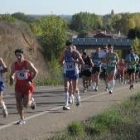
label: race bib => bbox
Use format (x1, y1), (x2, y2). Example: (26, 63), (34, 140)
(65, 62), (75, 70)
(16, 70), (28, 80)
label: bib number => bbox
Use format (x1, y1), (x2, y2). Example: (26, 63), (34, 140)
(16, 70), (28, 80)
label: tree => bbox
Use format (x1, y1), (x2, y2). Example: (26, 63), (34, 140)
(12, 12), (29, 22)
(38, 15), (68, 60)
(131, 37), (140, 55)
(69, 12), (102, 31)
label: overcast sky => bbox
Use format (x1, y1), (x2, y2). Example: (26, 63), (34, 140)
(0, 0), (139, 15)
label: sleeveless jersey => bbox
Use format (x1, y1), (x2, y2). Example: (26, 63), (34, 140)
(64, 52), (79, 74)
(92, 52), (101, 67)
(15, 60), (30, 81)
(106, 53), (117, 67)
(82, 57), (91, 71)
(126, 53), (139, 69)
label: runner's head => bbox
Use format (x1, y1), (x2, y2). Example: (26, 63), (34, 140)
(108, 44), (114, 52)
(129, 48), (134, 54)
(95, 47), (100, 53)
(65, 40), (73, 52)
(121, 58), (125, 63)
(103, 46), (108, 52)
(82, 52), (87, 59)
(15, 49), (24, 62)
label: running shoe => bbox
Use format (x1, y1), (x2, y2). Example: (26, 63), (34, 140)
(95, 86), (98, 92)
(31, 98), (36, 110)
(17, 119), (26, 125)
(109, 90), (112, 94)
(129, 84), (134, 90)
(76, 97), (81, 106)
(3, 107), (8, 118)
(63, 106), (70, 110)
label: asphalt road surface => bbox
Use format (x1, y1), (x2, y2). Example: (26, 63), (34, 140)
(0, 80), (140, 140)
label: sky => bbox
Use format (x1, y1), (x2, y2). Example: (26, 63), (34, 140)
(0, 0), (140, 15)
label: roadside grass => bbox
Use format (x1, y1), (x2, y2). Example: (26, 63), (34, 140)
(48, 93), (140, 140)
(36, 58), (63, 86)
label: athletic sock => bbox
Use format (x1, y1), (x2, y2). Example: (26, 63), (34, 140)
(1, 101), (6, 110)
(64, 92), (69, 106)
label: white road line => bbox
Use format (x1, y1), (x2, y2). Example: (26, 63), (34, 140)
(0, 85), (138, 130)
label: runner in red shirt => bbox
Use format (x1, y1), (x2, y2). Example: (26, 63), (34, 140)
(117, 59), (127, 84)
(10, 49), (38, 124)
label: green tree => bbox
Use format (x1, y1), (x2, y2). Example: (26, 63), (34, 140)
(12, 12), (29, 22)
(70, 12), (101, 31)
(38, 15), (67, 60)
(1, 14), (16, 21)
(131, 37), (140, 55)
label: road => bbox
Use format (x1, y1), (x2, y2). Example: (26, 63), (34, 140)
(0, 81), (140, 140)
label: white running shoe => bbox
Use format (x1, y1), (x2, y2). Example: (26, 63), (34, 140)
(63, 106), (70, 110)
(3, 107), (8, 118)
(109, 90), (113, 94)
(17, 119), (26, 125)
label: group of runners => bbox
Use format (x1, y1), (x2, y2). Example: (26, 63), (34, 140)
(0, 42), (140, 124)
(60, 41), (140, 110)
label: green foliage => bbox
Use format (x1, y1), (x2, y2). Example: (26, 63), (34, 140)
(78, 30), (88, 37)
(37, 15), (68, 60)
(50, 93), (140, 140)
(29, 22), (43, 36)
(70, 12), (102, 31)
(36, 57), (63, 86)
(131, 37), (140, 55)
(67, 121), (84, 137)
(127, 27), (140, 39)
(12, 12), (30, 22)
(0, 14), (16, 22)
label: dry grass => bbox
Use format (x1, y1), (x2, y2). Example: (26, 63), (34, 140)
(0, 20), (49, 85)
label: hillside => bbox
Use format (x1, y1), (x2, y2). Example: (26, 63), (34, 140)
(0, 20), (48, 84)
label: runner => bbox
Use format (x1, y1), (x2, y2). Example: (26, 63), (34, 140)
(100, 46), (108, 91)
(125, 48), (139, 90)
(81, 52), (93, 92)
(91, 47), (102, 91)
(135, 58), (139, 83)
(0, 58), (8, 118)
(59, 48), (74, 105)
(117, 58), (127, 84)
(10, 49), (38, 124)
(60, 41), (84, 110)
(105, 44), (119, 94)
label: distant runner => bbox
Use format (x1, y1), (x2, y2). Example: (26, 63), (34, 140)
(81, 52), (93, 92)
(117, 59), (127, 84)
(125, 48), (139, 89)
(105, 44), (119, 94)
(91, 47), (102, 91)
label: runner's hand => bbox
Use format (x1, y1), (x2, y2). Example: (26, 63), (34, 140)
(9, 77), (14, 85)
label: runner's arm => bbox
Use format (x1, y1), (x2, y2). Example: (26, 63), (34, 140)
(72, 51), (84, 65)
(9, 63), (15, 85)
(0, 58), (8, 73)
(27, 61), (38, 81)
